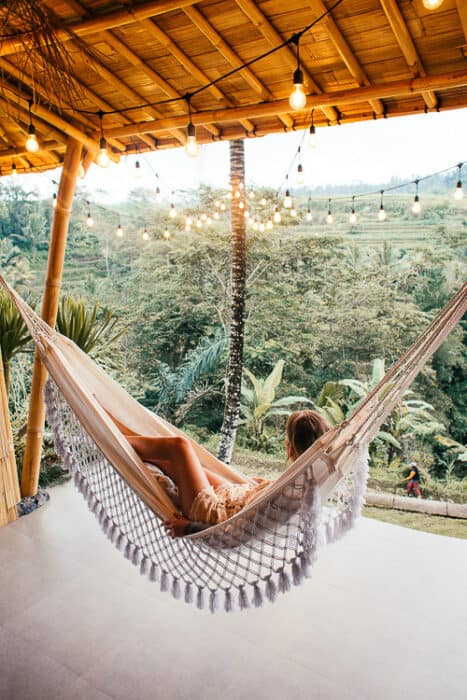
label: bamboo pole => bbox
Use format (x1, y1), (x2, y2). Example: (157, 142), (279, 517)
(103, 69), (467, 140)
(20, 137), (83, 497)
(0, 352), (20, 527)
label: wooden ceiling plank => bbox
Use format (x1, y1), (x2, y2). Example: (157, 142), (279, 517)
(306, 0), (384, 116)
(183, 6), (293, 129)
(456, 0), (467, 55)
(103, 69), (467, 139)
(0, 0), (200, 57)
(379, 0), (437, 108)
(234, 0), (338, 123)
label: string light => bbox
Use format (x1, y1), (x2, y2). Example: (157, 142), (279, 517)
(155, 185), (162, 202)
(378, 191), (386, 221)
(306, 209), (312, 221)
(273, 207), (281, 223)
(134, 160), (143, 180)
(169, 198), (177, 218)
(11, 162), (17, 179)
(260, 197), (267, 206)
(25, 99), (39, 153)
(296, 147), (305, 185)
(307, 109), (317, 149)
(96, 112), (110, 168)
(52, 192), (57, 208)
(454, 163), (463, 200)
(185, 95), (199, 158)
(412, 179), (422, 214)
(326, 199), (333, 224)
(349, 196), (357, 224)
(214, 211), (220, 219)
(290, 207), (297, 217)
(220, 202), (226, 211)
(266, 219), (273, 230)
(163, 228), (170, 239)
(142, 227), (149, 240)
(289, 35), (307, 110)
(116, 219), (123, 237)
(422, 0), (444, 9)
(283, 175), (292, 208)
(86, 211), (94, 227)
(259, 222), (265, 232)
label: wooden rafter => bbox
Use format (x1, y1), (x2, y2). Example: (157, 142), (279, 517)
(0, 0), (200, 56)
(140, 18), (255, 134)
(457, 0), (467, 56)
(183, 5), (294, 130)
(234, 0), (339, 123)
(306, 0), (384, 116)
(103, 70), (467, 140)
(379, 0), (437, 109)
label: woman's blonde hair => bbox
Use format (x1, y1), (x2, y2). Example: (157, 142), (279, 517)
(285, 409), (332, 460)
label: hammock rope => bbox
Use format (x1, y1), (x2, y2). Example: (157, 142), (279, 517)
(2, 277), (466, 613)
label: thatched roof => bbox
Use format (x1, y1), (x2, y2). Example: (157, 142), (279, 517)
(0, 0), (466, 175)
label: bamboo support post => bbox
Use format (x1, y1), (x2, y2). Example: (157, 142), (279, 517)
(20, 137), (83, 497)
(0, 352), (20, 527)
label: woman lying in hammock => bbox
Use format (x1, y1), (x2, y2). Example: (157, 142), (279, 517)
(108, 409), (330, 537)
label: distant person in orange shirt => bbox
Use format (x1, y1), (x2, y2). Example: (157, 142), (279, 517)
(402, 462), (422, 498)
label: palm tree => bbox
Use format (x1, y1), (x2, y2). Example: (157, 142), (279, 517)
(0, 289), (31, 395)
(217, 139), (247, 463)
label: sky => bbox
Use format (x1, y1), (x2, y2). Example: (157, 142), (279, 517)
(18, 108), (467, 202)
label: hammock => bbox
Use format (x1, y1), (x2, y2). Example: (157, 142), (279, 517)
(3, 277), (466, 613)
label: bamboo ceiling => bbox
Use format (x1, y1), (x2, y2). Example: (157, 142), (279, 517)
(0, 0), (466, 175)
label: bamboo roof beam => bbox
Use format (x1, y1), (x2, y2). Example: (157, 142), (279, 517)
(379, 0), (437, 109)
(457, 0), (467, 56)
(0, 0), (200, 56)
(140, 18), (255, 134)
(103, 69), (467, 139)
(234, 0), (339, 123)
(101, 30), (220, 139)
(183, 5), (294, 130)
(306, 0), (384, 116)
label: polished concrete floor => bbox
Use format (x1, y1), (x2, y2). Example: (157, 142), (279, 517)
(1, 482), (466, 700)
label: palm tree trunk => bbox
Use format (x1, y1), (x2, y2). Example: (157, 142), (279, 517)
(217, 140), (246, 464)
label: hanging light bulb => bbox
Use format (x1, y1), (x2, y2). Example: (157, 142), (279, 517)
(289, 35), (307, 110)
(296, 159), (305, 186)
(11, 162), (18, 179)
(239, 200), (245, 209)
(260, 197), (267, 206)
(290, 208), (297, 217)
(201, 213), (207, 221)
(214, 211), (220, 220)
(266, 219), (273, 230)
(378, 191), (386, 221)
(307, 110), (317, 149)
(326, 199), (333, 224)
(220, 202), (226, 211)
(52, 193), (57, 208)
(86, 212), (94, 227)
(196, 218), (202, 229)
(306, 209), (313, 222)
(422, 0), (444, 9)
(252, 221), (259, 231)
(259, 222), (265, 232)
(206, 216), (212, 225)
(25, 101), (39, 152)
(163, 228), (170, 239)
(96, 112), (110, 167)
(134, 160), (143, 180)
(273, 207), (281, 224)
(155, 185), (162, 202)
(248, 189), (255, 199)
(185, 121), (199, 158)
(214, 200), (220, 208)
(349, 196), (357, 224)
(454, 163), (463, 200)
(116, 221), (123, 237)
(169, 202), (177, 218)
(142, 228), (149, 241)
(185, 216), (193, 227)
(412, 180), (422, 214)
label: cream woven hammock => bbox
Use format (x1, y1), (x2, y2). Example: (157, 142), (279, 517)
(3, 278), (466, 613)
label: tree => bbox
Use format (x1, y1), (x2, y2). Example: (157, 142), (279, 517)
(217, 139), (247, 463)
(0, 289), (31, 395)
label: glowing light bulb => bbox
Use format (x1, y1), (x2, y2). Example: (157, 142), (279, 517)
(196, 218), (202, 229)
(135, 160), (143, 180)
(220, 202), (226, 211)
(155, 186), (162, 203)
(252, 222), (259, 231)
(248, 190), (255, 199)
(97, 137), (110, 167)
(306, 210), (313, 222)
(239, 200), (244, 209)
(235, 190), (241, 198)
(422, 0), (444, 9)
(206, 217), (212, 225)
(378, 205), (386, 222)
(215, 200), (220, 208)
(86, 212), (94, 227)
(259, 222), (265, 232)
(308, 124), (316, 149)
(185, 122), (199, 158)
(52, 193), (57, 208)
(273, 207), (281, 224)
(142, 228), (149, 241)
(239, 182), (244, 190)
(185, 224), (191, 232)
(214, 211), (220, 220)
(412, 195), (422, 215)
(296, 163), (305, 185)
(244, 211), (250, 219)
(349, 210), (357, 224)
(266, 219), (273, 230)
(201, 213), (207, 221)
(11, 163), (18, 179)
(185, 216), (193, 226)
(289, 68), (307, 110)
(169, 204), (177, 218)
(25, 124), (39, 153)
(163, 228), (170, 239)
(454, 180), (463, 200)
(260, 197), (267, 206)
(283, 190), (292, 208)
(326, 212), (333, 224)
(116, 223), (123, 237)
(290, 208), (297, 217)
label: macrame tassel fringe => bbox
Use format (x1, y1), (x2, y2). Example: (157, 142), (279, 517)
(160, 571), (169, 592)
(292, 559), (303, 587)
(224, 589), (233, 613)
(265, 576), (277, 603)
(278, 569), (291, 594)
(238, 586), (249, 610)
(184, 582), (194, 604)
(253, 583), (263, 608)
(209, 590), (219, 614)
(196, 587), (206, 610)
